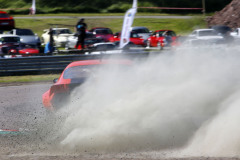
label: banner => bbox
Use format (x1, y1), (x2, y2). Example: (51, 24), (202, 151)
(30, 0), (36, 15)
(119, 0), (137, 48)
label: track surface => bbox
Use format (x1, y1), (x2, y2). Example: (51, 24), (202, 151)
(0, 82), (239, 160)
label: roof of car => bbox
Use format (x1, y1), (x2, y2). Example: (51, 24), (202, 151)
(66, 59), (132, 68)
(194, 29), (214, 31)
(91, 27), (111, 30)
(131, 26), (149, 29)
(154, 30), (174, 32)
(53, 28), (70, 29)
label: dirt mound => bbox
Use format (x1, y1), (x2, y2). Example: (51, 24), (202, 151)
(207, 0), (240, 28)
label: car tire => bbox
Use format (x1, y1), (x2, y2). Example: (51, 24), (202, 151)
(146, 40), (151, 48)
(157, 41), (163, 50)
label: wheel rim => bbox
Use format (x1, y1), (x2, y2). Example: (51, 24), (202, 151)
(147, 40), (151, 48)
(157, 42), (162, 49)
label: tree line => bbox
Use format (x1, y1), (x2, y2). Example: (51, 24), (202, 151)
(0, 0), (233, 14)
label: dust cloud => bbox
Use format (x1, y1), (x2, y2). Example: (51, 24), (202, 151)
(54, 46), (240, 157)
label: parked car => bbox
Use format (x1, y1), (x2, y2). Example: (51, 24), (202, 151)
(0, 34), (20, 57)
(230, 28), (240, 37)
(18, 44), (40, 56)
(211, 25), (232, 36)
(147, 30), (177, 49)
(131, 26), (151, 40)
(41, 28), (74, 47)
(42, 59), (132, 110)
(184, 29), (225, 46)
(88, 42), (116, 52)
(0, 11), (15, 31)
(65, 32), (104, 49)
(88, 27), (114, 42)
(109, 31), (146, 47)
(7, 28), (41, 47)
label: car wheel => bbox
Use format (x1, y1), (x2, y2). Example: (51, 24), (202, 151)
(157, 41), (163, 50)
(146, 40), (151, 48)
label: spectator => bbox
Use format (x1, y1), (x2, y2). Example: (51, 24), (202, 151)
(75, 18), (87, 50)
(44, 28), (55, 54)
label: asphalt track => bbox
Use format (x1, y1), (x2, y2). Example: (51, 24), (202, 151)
(0, 82), (239, 160)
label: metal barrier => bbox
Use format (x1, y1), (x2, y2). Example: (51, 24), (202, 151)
(0, 52), (150, 76)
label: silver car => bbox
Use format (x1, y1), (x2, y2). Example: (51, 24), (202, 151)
(7, 28), (41, 47)
(131, 26), (152, 40)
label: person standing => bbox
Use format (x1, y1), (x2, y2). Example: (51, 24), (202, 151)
(75, 18), (87, 50)
(44, 28), (55, 54)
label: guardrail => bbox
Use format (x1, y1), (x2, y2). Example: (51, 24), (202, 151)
(0, 51), (150, 76)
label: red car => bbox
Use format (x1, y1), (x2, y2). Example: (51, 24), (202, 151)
(147, 30), (177, 49)
(109, 31), (146, 47)
(42, 59), (132, 111)
(88, 27), (114, 42)
(0, 11), (15, 31)
(18, 44), (40, 56)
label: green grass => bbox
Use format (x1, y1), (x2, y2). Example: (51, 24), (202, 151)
(14, 13), (207, 36)
(0, 74), (60, 83)
(1, 13), (207, 83)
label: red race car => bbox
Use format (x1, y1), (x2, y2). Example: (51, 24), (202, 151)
(42, 59), (132, 111)
(88, 27), (114, 42)
(109, 31), (146, 47)
(0, 11), (15, 31)
(146, 30), (177, 49)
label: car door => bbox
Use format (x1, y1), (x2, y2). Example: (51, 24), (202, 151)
(150, 31), (159, 47)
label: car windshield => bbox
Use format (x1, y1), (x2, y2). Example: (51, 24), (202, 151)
(85, 38), (103, 44)
(158, 31), (176, 37)
(133, 28), (149, 33)
(199, 30), (218, 36)
(0, 37), (20, 43)
(19, 44), (37, 49)
(58, 29), (72, 34)
(130, 32), (140, 38)
(16, 29), (34, 36)
(63, 65), (99, 79)
(0, 13), (9, 18)
(95, 29), (113, 34)
(86, 33), (95, 38)
(63, 63), (130, 80)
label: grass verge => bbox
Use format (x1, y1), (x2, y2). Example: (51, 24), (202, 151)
(15, 14), (207, 36)
(0, 74), (60, 83)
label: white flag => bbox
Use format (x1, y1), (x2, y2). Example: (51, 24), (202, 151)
(30, 0), (36, 15)
(119, 0), (137, 49)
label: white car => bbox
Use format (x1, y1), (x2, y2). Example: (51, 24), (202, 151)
(41, 28), (74, 47)
(185, 29), (224, 46)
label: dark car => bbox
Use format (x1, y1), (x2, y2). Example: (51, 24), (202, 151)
(42, 59), (132, 110)
(65, 32), (104, 49)
(88, 27), (114, 42)
(0, 34), (20, 57)
(0, 11), (15, 31)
